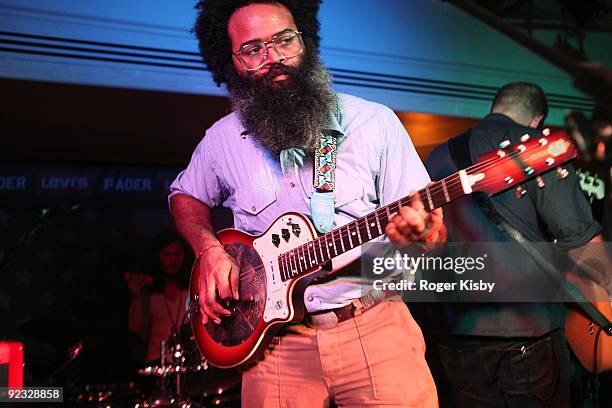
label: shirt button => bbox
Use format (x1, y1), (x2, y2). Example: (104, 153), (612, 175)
(289, 182), (295, 188)
(252, 206), (256, 212)
(307, 296), (314, 302)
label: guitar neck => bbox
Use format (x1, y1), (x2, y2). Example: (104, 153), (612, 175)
(278, 130), (577, 281)
(278, 169), (472, 281)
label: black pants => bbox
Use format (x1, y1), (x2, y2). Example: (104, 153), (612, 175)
(437, 330), (571, 408)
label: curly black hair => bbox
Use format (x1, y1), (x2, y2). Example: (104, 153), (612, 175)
(193, 0), (322, 86)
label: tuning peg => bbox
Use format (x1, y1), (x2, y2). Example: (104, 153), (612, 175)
(545, 157), (555, 166)
(536, 176), (545, 188)
(504, 176), (514, 184)
(556, 167), (569, 179)
(524, 166), (534, 175)
(282, 229), (290, 242)
(515, 186), (527, 198)
(542, 128), (551, 136)
(499, 140), (511, 149)
(520, 134), (531, 142)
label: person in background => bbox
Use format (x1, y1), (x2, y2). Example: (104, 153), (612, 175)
(124, 230), (193, 362)
(425, 82), (606, 407)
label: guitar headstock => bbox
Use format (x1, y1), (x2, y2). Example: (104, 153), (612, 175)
(469, 130), (577, 196)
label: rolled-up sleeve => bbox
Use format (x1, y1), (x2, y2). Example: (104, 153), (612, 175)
(168, 131), (224, 208)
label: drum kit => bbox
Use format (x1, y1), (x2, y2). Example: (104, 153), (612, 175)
(131, 328), (241, 407)
(19, 317), (241, 407)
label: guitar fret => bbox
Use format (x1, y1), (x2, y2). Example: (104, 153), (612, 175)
(331, 229), (338, 257)
(318, 238), (325, 263)
(279, 256), (284, 281)
(324, 234), (332, 259)
(356, 222), (363, 244)
(425, 185), (434, 212)
(302, 246), (309, 270)
(309, 242), (318, 266)
(365, 214), (372, 240)
(290, 252), (297, 276)
(347, 223), (355, 248)
(441, 179), (450, 202)
(286, 254), (291, 276)
(388, 202), (400, 217)
(304, 244), (312, 268)
(374, 210), (383, 235)
(344, 225), (353, 250)
(339, 227), (346, 253)
(299, 247), (307, 271)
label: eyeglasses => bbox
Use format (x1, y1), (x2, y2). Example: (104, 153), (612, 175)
(233, 29), (304, 72)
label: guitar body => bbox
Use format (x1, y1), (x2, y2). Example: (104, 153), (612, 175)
(565, 273), (612, 373)
(190, 212), (324, 368)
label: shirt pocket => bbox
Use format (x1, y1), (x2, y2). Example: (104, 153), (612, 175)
(335, 178), (365, 206)
(335, 178), (366, 218)
(235, 183), (278, 232)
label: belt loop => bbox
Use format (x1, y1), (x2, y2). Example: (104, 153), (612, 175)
(352, 298), (364, 316)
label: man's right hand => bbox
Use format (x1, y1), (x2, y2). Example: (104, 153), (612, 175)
(198, 246), (240, 324)
(123, 272), (153, 296)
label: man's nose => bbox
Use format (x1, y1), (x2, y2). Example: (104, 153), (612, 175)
(265, 44), (285, 65)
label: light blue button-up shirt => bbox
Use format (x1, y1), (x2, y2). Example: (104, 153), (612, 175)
(170, 93), (430, 312)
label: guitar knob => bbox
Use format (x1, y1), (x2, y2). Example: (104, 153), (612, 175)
(536, 176), (545, 188)
(523, 166), (534, 175)
(515, 186), (527, 198)
(556, 166), (569, 179)
(520, 134), (530, 142)
(272, 234), (280, 247)
(504, 176), (514, 184)
(291, 223), (301, 237)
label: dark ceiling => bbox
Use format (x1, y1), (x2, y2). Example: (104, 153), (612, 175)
(474, 0), (612, 31)
(0, 79), (231, 165)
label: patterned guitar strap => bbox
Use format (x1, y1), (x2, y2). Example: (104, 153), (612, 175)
(311, 97), (342, 234)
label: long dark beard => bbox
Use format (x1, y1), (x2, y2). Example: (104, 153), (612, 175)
(226, 52), (335, 154)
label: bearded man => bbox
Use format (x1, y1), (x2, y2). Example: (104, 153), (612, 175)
(169, 1), (444, 406)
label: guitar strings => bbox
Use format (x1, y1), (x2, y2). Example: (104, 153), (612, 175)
(279, 147), (557, 262)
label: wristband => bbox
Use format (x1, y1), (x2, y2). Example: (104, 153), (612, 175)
(199, 241), (223, 257)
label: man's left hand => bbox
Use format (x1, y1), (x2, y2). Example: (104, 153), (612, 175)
(385, 190), (445, 246)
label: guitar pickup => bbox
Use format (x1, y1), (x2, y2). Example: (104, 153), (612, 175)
(272, 234), (280, 247)
(282, 229), (290, 242)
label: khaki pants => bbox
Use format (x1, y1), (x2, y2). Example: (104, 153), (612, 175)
(241, 301), (438, 407)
